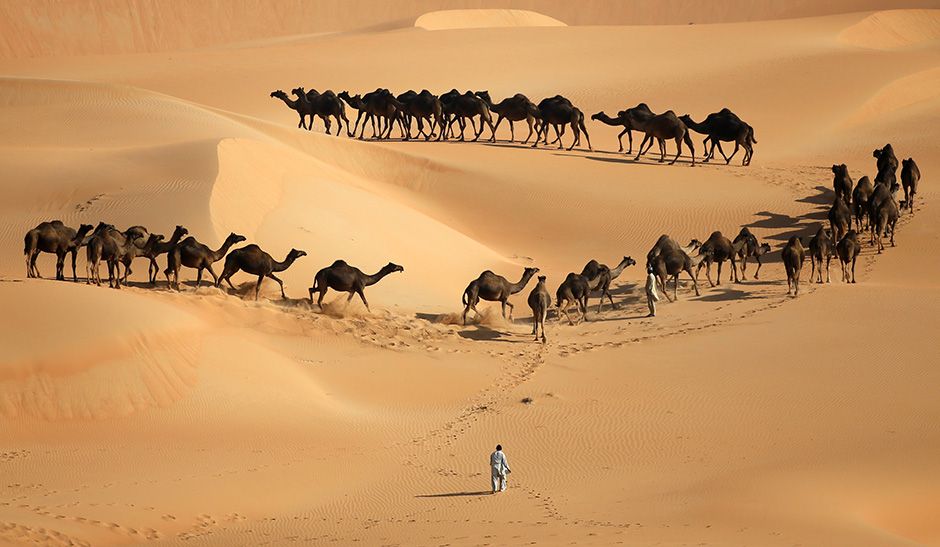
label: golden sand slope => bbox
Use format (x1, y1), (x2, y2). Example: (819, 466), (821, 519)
(1, 3), (939, 546)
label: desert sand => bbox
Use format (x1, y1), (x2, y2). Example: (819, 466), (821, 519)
(1, 1), (939, 545)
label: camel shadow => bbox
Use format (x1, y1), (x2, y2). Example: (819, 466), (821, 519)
(579, 153), (698, 167)
(415, 490), (491, 498)
(694, 287), (763, 302)
(457, 326), (524, 343)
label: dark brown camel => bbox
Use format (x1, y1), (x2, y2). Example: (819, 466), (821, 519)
(680, 109), (755, 165)
(363, 88), (407, 140)
(120, 233), (164, 283)
(695, 231), (739, 286)
(646, 235), (701, 301)
(580, 256), (636, 312)
(270, 90), (306, 129)
(591, 103), (655, 154)
(309, 260), (403, 311)
(901, 158), (920, 214)
(533, 95), (591, 151)
(164, 232), (246, 291)
(828, 196), (852, 246)
(24, 221), (93, 281)
(781, 236), (805, 296)
(461, 267), (539, 325)
(292, 87), (351, 137)
(808, 225), (834, 284)
(837, 230), (861, 283)
(86, 226), (146, 289)
(630, 110), (694, 165)
(873, 183), (900, 253)
(398, 90), (442, 141)
(139, 225), (188, 284)
(217, 245), (307, 300)
(867, 181), (898, 244)
(527, 275), (551, 343)
(873, 144), (899, 185)
(732, 227), (771, 280)
(555, 272), (590, 325)
(443, 91), (496, 143)
(831, 164), (853, 206)
(851, 175), (874, 230)
(338, 91), (367, 136)
(475, 91), (538, 143)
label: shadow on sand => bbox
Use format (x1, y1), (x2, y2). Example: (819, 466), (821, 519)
(416, 490), (492, 498)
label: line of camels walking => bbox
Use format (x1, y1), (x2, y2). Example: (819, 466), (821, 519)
(22, 143), (920, 342)
(270, 87), (757, 166)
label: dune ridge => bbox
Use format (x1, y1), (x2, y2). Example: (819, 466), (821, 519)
(415, 9), (566, 30)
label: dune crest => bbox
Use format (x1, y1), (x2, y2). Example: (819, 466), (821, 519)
(840, 9), (940, 49)
(415, 9), (565, 30)
(843, 67), (940, 127)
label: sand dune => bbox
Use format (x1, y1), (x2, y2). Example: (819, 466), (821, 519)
(840, 9), (940, 49)
(1, 1), (939, 546)
(415, 9), (565, 30)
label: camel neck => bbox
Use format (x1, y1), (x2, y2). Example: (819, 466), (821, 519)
(509, 272), (535, 294)
(364, 267), (394, 286)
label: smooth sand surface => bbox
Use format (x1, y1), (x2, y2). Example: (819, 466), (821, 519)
(1, 2), (939, 545)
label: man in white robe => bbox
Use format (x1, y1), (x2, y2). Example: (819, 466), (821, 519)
(645, 263), (660, 317)
(490, 444), (511, 493)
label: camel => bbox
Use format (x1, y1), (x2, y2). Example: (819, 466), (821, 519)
(837, 230), (861, 283)
(85, 226), (146, 288)
(808, 225), (834, 283)
(309, 260), (403, 311)
(828, 196), (852, 246)
(873, 144), (899, 185)
(580, 256), (636, 312)
(873, 183), (900, 253)
(646, 235), (701, 301)
(441, 91), (496, 143)
(137, 225), (188, 284)
(732, 227), (771, 280)
(338, 91), (367, 135)
(867, 181), (898, 243)
(533, 95), (592, 151)
(217, 245), (307, 300)
(831, 164), (853, 206)
(270, 90), (306, 129)
(591, 103), (655, 154)
(120, 233), (164, 283)
(555, 272), (590, 325)
(851, 175), (874, 230)
(164, 232), (246, 291)
(680, 109), (755, 165)
(355, 88), (405, 140)
(24, 221), (93, 281)
(629, 110), (694, 165)
(695, 231), (739, 286)
(901, 158), (920, 214)
(527, 275), (551, 343)
(398, 90), (442, 140)
(461, 267), (539, 325)
(475, 91), (538, 143)
(292, 87), (351, 136)
(781, 236), (805, 296)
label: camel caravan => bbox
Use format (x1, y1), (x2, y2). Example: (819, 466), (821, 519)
(270, 87), (757, 166)
(22, 133), (920, 343)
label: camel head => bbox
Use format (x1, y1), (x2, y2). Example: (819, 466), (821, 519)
(756, 243), (772, 256)
(621, 256), (637, 268)
(831, 164), (848, 176)
(270, 89), (285, 98)
(287, 248), (307, 261)
(225, 233), (248, 246)
(77, 223), (94, 234)
(687, 239), (703, 252)
(902, 158), (913, 169)
(382, 262), (405, 275)
(474, 90), (492, 105)
(890, 181), (901, 195)
(524, 267), (540, 276)
(537, 275), (547, 283)
(679, 114), (693, 125)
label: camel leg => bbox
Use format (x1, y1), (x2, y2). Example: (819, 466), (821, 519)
(70, 250), (78, 282)
(508, 120), (515, 143)
(626, 130), (633, 155)
(851, 256), (857, 283)
(670, 137), (681, 165)
(317, 288), (328, 309)
(705, 263), (714, 287)
(558, 301), (575, 326)
(726, 143), (739, 165)
(826, 257), (831, 283)
(255, 274), (264, 300)
(616, 128), (628, 152)
(195, 267), (204, 288)
(505, 300), (514, 321)
(716, 261), (722, 285)
(634, 135), (652, 161)
(55, 252), (65, 281)
(205, 264), (219, 286)
(688, 268), (700, 296)
(266, 273), (286, 299)
(523, 118), (535, 144)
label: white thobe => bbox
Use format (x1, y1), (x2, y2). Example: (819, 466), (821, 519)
(490, 450), (510, 492)
(645, 272), (660, 315)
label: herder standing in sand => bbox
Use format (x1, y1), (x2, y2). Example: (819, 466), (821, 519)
(645, 263), (660, 317)
(490, 444), (511, 493)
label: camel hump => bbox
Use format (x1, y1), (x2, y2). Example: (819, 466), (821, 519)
(330, 259), (348, 268)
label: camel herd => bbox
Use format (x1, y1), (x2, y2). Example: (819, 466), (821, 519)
(22, 222), (403, 308)
(21, 139), (921, 344)
(270, 87), (757, 166)
(778, 144), (920, 295)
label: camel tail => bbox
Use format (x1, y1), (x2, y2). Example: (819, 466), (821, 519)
(23, 233), (31, 255)
(748, 125), (757, 144)
(462, 288), (469, 306)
